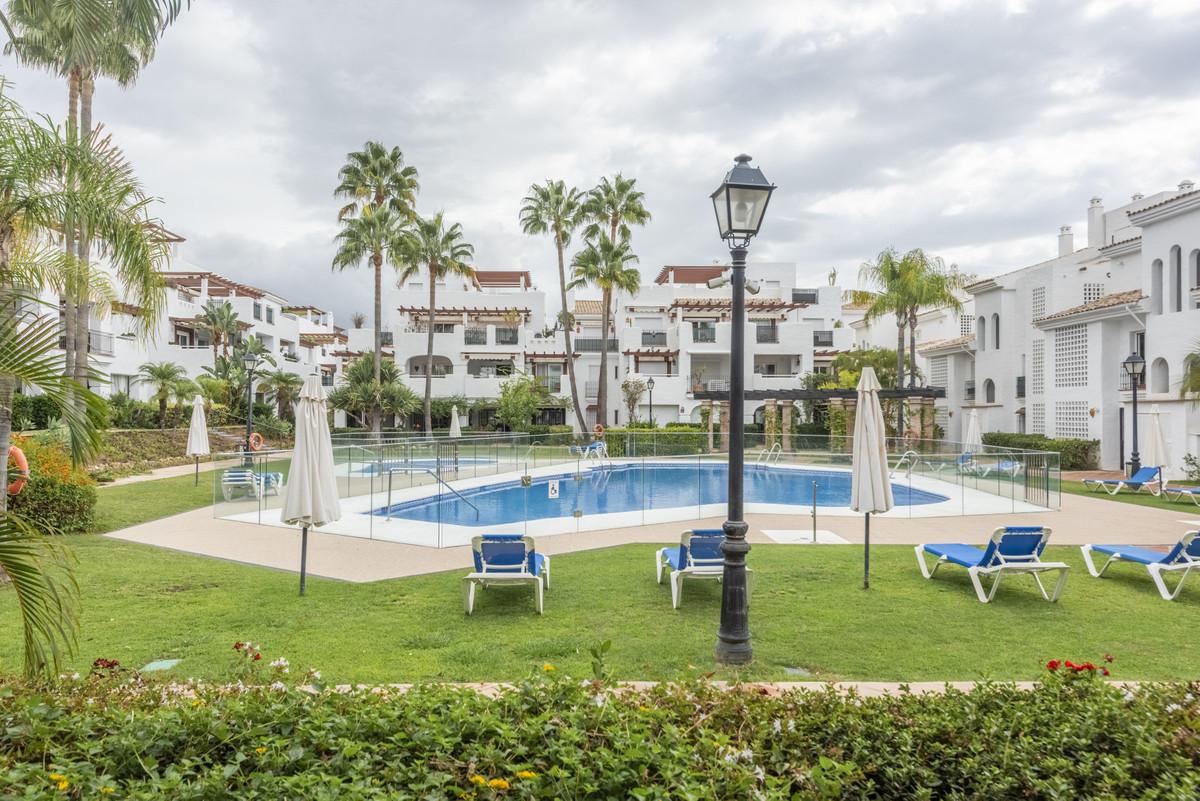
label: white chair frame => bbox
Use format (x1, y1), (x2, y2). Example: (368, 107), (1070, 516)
(915, 528), (1069, 604)
(463, 536), (550, 615)
(1080, 535), (1199, 601)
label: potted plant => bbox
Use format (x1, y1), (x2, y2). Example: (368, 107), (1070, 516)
(691, 366), (707, 393)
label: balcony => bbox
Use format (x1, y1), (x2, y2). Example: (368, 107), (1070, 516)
(495, 327), (519, 346)
(964, 380), (976, 402)
(380, 331), (394, 346)
(88, 329), (113, 356)
(641, 330), (667, 347)
(813, 330), (834, 347)
(756, 326), (779, 344)
(692, 327), (717, 344)
(282, 353), (300, 363)
(536, 375), (562, 393)
(1016, 375), (1026, 398)
(576, 338), (618, 352)
(792, 289), (820, 304)
(1119, 373), (1146, 391)
(584, 381), (599, 398)
(464, 327), (487, 345)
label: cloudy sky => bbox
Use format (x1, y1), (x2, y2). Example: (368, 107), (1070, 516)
(3, 0), (1200, 321)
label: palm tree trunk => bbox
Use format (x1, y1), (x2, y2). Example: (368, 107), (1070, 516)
(159, 396), (167, 429)
(597, 287), (611, 428)
(372, 251), (382, 434)
(424, 267), (436, 434)
(73, 72), (95, 392)
(556, 237), (586, 431)
(908, 311), (918, 388)
(61, 69), (80, 380)
(896, 314), (906, 435)
(0, 375), (12, 517)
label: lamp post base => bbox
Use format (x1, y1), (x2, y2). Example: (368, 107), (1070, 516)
(715, 519), (753, 665)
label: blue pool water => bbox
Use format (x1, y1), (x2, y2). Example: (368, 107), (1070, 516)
(375, 463), (948, 526)
(357, 457), (494, 476)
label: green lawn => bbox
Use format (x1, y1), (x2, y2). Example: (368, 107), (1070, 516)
(1061, 479), (1200, 513)
(92, 473), (215, 533)
(1, 532), (1195, 683)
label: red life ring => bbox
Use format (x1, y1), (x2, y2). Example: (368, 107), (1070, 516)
(248, 432), (265, 451)
(7, 445), (29, 495)
(592, 423), (605, 438)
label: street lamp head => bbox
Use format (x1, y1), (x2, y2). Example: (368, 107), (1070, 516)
(242, 353), (260, 372)
(710, 154), (775, 245)
(646, 377), (655, 391)
(1122, 351), (1145, 379)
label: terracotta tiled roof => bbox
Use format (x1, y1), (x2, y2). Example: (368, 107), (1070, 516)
(299, 332), (347, 346)
(671, 297), (807, 311)
(1037, 289), (1144, 322)
(653, 265), (727, 285)
(474, 270), (533, 289)
(1098, 236), (1141, 252)
(917, 334), (976, 354)
(573, 299), (604, 316)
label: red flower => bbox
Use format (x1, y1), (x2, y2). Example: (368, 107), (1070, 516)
(1064, 660), (1077, 670)
(234, 642), (244, 651)
(1046, 660), (1060, 671)
(1104, 653), (1114, 663)
(253, 652), (262, 661)
(1102, 667), (1110, 676)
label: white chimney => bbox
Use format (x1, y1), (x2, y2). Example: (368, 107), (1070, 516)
(1131, 192), (1144, 202)
(1180, 179), (1196, 192)
(1058, 225), (1074, 257)
(1087, 197), (1105, 249)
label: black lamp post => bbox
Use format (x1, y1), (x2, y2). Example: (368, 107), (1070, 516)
(646, 376), (656, 426)
(1122, 351), (1145, 474)
(243, 353), (261, 467)
(710, 153), (775, 666)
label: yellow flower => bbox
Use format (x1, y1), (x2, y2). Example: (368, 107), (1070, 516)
(255, 747), (267, 754)
(487, 778), (510, 790)
(100, 788), (115, 795)
(541, 663), (555, 672)
(515, 770), (537, 779)
(191, 699), (205, 708)
(48, 774), (65, 781)
(469, 775), (487, 785)
(56, 779), (70, 791)
(638, 705), (651, 712)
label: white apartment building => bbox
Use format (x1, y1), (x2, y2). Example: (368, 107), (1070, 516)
(909, 184), (1200, 477)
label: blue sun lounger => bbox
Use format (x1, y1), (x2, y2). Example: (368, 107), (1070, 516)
(1081, 466), (1163, 496)
(463, 534), (551, 614)
(569, 440), (608, 462)
(1080, 532), (1200, 601)
(656, 529), (733, 609)
(1165, 487), (1200, 507)
(915, 526), (1069, 603)
(976, 459), (1023, 479)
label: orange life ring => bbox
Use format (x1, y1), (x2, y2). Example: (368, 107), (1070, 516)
(592, 423), (605, 438)
(248, 432), (265, 452)
(7, 445), (29, 495)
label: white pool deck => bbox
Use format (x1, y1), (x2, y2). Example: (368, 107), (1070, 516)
(104, 459), (1200, 583)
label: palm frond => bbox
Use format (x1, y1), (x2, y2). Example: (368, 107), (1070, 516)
(0, 512), (79, 677)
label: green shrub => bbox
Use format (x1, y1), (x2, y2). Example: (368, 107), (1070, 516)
(11, 393), (60, 430)
(981, 432), (1099, 469)
(6, 435), (96, 532)
(0, 673), (1196, 798)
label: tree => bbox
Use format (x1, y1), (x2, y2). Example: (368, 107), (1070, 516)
(2, 0), (186, 387)
(398, 212), (475, 434)
(350, 311), (366, 329)
(583, 174), (651, 244)
(495, 374), (548, 432)
(902, 250), (963, 387)
(332, 141), (419, 433)
(328, 354), (418, 428)
(520, 179), (587, 431)
(858, 247), (914, 431)
(621, 377), (646, 423)
(1181, 340), (1200, 404)
(137, 360), (187, 426)
(570, 233), (640, 428)
(260, 369), (303, 420)
(194, 301), (240, 365)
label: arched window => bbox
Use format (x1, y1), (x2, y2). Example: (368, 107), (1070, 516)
(983, 378), (996, 404)
(1150, 358), (1169, 394)
(976, 316), (986, 351)
(1191, 249), (1200, 309)
(1150, 259), (1164, 315)
(991, 312), (1000, 349)
(1170, 246), (1183, 313)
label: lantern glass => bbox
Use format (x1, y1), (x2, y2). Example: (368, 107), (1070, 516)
(1122, 351), (1145, 379)
(710, 154), (775, 241)
(242, 354), (259, 371)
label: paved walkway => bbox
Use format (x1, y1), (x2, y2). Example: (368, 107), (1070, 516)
(103, 458), (240, 486)
(105, 489), (1200, 583)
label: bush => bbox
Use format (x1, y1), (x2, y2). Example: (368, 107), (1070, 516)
(981, 432), (1099, 470)
(601, 427), (706, 456)
(0, 673), (1196, 798)
(663, 422), (703, 431)
(6, 435), (96, 532)
(526, 424), (573, 437)
(10, 394), (59, 429)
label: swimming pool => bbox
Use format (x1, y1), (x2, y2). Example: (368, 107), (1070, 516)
(355, 457), (495, 476)
(375, 463), (948, 526)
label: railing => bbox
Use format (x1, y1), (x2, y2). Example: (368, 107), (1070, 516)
(536, 376), (562, 393)
(584, 381), (599, 398)
(964, 380), (976, 401)
(813, 330), (834, 347)
(495, 327), (519, 345)
(283, 353), (299, 362)
(1119, 373), (1145, 391)
(641, 330), (667, 346)
(464, 328), (487, 345)
(693, 327), (717, 344)
(575, 337), (618, 352)
(321, 374), (334, 387)
(756, 327), (779, 343)
(380, 331), (394, 346)
(792, 289), (820, 304)
(88, 329), (113, 356)
(706, 378), (730, 392)
(1016, 375), (1026, 398)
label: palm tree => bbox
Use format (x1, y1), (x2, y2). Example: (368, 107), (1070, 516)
(260, 369), (303, 420)
(570, 233), (641, 428)
(398, 212), (475, 433)
(138, 361), (188, 426)
(194, 301), (240, 365)
(903, 250), (964, 387)
(583, 174), (652, 244)
(859, 248), (914, 433)
(328, 354), (418, 428)
(332, 141), (419, 431)
(2, 1), (185, 385)
(1180, 341), (1200, 404)
(351, 311), (366, 329)
(520, 179), (587, 431)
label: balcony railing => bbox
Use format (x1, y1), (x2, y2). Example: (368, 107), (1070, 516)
(320, 374), (334, 387)
(536, 376), (562, 393)
(792, 289), (820, 304)
(813, 330), (834, 347)
(1016, 375), (1026, 398)
(584, 381), (599, 397)
(576, 338), (618, 352)
(464, 327), (487, 345)
(1119, 373), (1146, 391)
(495, 327), (519, 346)
(283, 353), (299, 363)
(692, 327), (717, 344)
(964, 380), (976, 402)
(641, 330), (667, 346)
(380, 331), (394, 346)
(88, 329), (113, 356)
(756, 326), (779, 344)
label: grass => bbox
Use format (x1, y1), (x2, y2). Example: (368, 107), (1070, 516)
(1061, 480), (1200, 513)
(1, 533), (1195, 684)
(91, 473), (215, 533)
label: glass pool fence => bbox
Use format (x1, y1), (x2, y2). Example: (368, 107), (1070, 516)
(212, 431), (1060, 549)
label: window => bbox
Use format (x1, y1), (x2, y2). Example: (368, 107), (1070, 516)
(252, 302), (262, 320)
(929, 356), (948, 389)
(976, 316), (986, 351)
(1150, 259), (1163, 315)
(266, 306), (274, 324)
(1031, 287), (1046, 320)
(1054, 401), (1089, 439)
(1170, 246), (1183, 312)
(1131, 331), (1145, 358)
(432, 323), (455, 334)
(1054, 324), (1087, 388)
(959, 313), (973, 336)
(111, 374), (134, 395)
(991, 312), (1000, 349)
(983, 379), (996, 404)
(1150, 357), (1170, 394)
(1083, 283), (1105, 303)
(1031, 403), (1045, 435)
(693, 321), (716, 343)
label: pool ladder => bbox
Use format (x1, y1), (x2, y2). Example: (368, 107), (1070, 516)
(384, 467), (479, 521)
(755, 442), (782, 467)
(890, 450), (920, 479)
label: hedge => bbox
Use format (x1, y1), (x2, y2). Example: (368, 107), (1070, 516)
(981, 432), (1099, 470)
(0, 670), (1196, 799)
(10, 394), (59, 430)
(6, 435), (96, 532)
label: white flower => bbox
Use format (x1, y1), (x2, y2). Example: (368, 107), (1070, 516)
(1166, 703), (1182, 713)
(270, 681), (287, 691)
(307, 669), (321, 681)
(754, 765), (765, 783)
(771, 719), (782, 735)
(787, 719), (795, 732)
(270, 657), (290, 674)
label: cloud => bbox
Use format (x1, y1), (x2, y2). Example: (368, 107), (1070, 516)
(2, 0), (1198, 323)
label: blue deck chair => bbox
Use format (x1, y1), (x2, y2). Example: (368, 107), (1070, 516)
(656, 529), (745, 609)
(976, 459), (1023, 479)
(1082, 466), (1162, 496)
(1164, 487), (1200, 507)
(569, 440), (608, 462)
(1080, 531), (1200, 600)
(925, 452), (977, 476)
(915, 526), (1069, 603)
(220, 468), (282, 501)
(463, 534), (551, 614)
